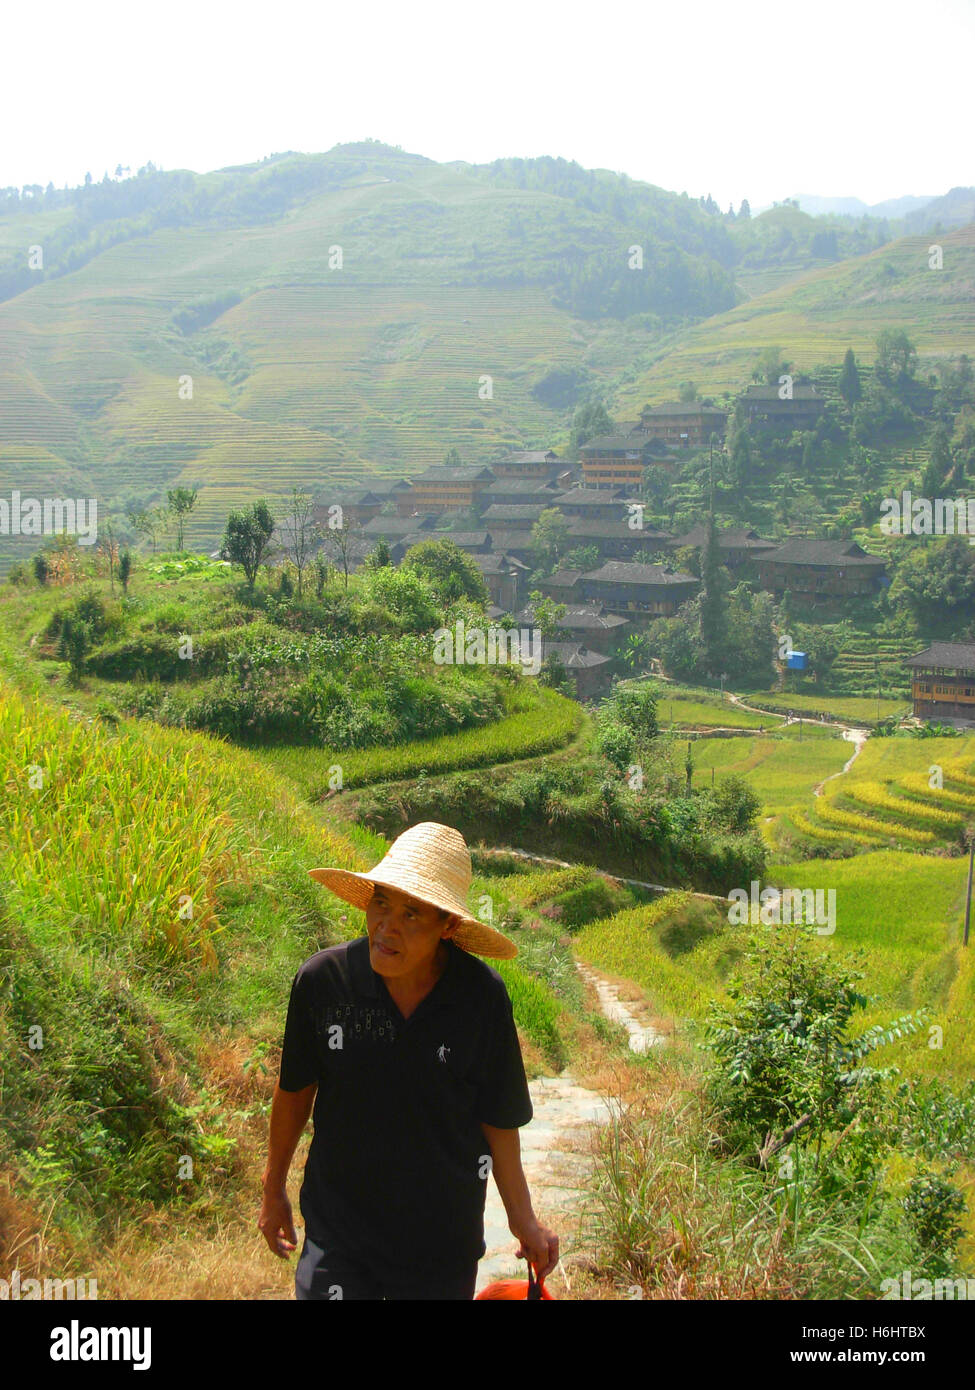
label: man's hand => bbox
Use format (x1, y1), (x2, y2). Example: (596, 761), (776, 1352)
(511, 1216), (559, 1281)
(258, 1187), (299, 1258)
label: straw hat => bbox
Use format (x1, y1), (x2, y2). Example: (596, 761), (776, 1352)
(308, 821), (517, 960)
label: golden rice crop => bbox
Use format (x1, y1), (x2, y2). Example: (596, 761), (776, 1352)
(900, 772), (975, 811)
(0, 684), (252, 968)
(845, 780), (964, 828)
(787, 806), (886, 846)
(815, 796), (935, 844)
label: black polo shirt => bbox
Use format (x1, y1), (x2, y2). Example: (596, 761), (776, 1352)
(278, 935), (533, 1277)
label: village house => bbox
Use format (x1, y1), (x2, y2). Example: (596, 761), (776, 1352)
(470, 550), (531, 611)
(906, 643), (975, 724)
(578, 561), (699, 618)
(566, 518), (673, 562)
(478, 478), (563, 507)
(535, 568), (584, 601)
(553, 486), (631, 520)
(476, 528), (537, 563)
(362, 513), (438, 542)
(753, 539), (887, 601)
(667, 523), (777, 569)
(540, 640), (614, 700)
(312, 488), (385, 529)
(738, 383), (826, 432)
(389, 530), (493, 563)
(395, 464), (495, 516)
(578, 434), (661, 490)
(480, 503), (548, 531)
(547, 605), (630, 655)
(491, 449), (569, 481)
(636, 402), (728, 449)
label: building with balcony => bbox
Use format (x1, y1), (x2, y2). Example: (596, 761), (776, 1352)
(753, 539), (886, 601)
(907, 643), (975, 723)
(636, 402), (728, 449)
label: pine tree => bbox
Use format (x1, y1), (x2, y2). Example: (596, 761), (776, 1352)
(837, 348), (862, 408)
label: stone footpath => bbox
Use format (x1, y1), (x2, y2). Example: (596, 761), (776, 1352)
(475, 961), (662, 1293)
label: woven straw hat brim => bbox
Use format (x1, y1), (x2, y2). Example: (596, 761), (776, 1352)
(308, 866), (518, 961)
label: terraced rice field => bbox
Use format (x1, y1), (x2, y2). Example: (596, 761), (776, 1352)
(777, 734), (975, 852)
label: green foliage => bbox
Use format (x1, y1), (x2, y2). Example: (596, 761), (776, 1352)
(903, 1172), (967, 1277)
(837, 348), (862, 408)
(702, 930), (927, 1167)
(361, 565), (441, 629)
(402, 538), (488, 605)
(887, 536), (975, 636)
(222, 498), (276, 592)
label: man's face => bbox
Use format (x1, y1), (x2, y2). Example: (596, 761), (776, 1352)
(365, 882), (457, 981)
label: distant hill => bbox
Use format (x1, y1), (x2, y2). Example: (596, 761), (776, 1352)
(794, 193), (934, 219)
(0, 145), (972, 573)
(618, 221), (975, 409)
(904, 186), (975, 232)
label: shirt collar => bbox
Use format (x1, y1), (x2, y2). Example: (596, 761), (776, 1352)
(349, 934), (459, 1003)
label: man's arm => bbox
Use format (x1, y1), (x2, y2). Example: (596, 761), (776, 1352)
(259, 1081), (317, 1257)
(481, 1122), (559, 1280)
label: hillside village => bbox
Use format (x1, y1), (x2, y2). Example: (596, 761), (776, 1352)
(301, 361), (975, 719)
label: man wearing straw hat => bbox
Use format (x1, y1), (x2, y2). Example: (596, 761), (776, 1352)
(258, 820), (560, 1299)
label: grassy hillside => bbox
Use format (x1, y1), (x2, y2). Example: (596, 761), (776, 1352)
(619, 222), (975, 407)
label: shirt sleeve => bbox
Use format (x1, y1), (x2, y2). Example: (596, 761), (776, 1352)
(475, 980), (533, 1128)
(278, 967), (318, 1092)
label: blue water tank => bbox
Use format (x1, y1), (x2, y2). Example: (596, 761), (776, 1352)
(786, 650), (808, 670)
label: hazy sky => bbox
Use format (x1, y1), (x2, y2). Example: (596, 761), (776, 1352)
(4, 0), (972, 208)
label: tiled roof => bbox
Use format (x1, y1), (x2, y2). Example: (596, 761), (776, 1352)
(568, 519), (672, 541)
(907, 643), (975, 671)
(411, 465), (495, 482)
(543, 569), (583, 588)
(671, 524), (775, 549)
(481, 504), (547, 521)
(541, 641), (611, 669)
(761, 540), (885, 568)
(583, 561), (698, 586)
(579, 435), (655, 452)
(362, 514), (438, 535)
(472, 551), (530, 574)
(641, 402), (727, 417)
(741, 384), (825, 402)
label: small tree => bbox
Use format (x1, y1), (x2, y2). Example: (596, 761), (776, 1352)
(118, 549), (132, 594)
(320, 514), (364, 589)
(837, 348), (862, 409)
(524, 591), (566, 639)
(129, 503), (168, 555)
(222, 499), (276, 594)
(678, 381), (698, 403)
(56, 614), (93, 686)
(277, 487), (316, 597)
(32, 552), (49, 585)
(313, 553), (333, 599)
(167, 487), (199, 551)
(364, 539), (393, 570)
(530, 508), (570, 574)
(402, 538), (489, 604)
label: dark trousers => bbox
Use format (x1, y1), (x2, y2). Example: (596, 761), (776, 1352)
(295, 1231), (478, 1301)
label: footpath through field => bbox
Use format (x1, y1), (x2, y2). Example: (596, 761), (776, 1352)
(476, 960), (664, 1294)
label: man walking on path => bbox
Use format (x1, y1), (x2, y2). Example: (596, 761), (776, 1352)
(258, 820), (560, 1299)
